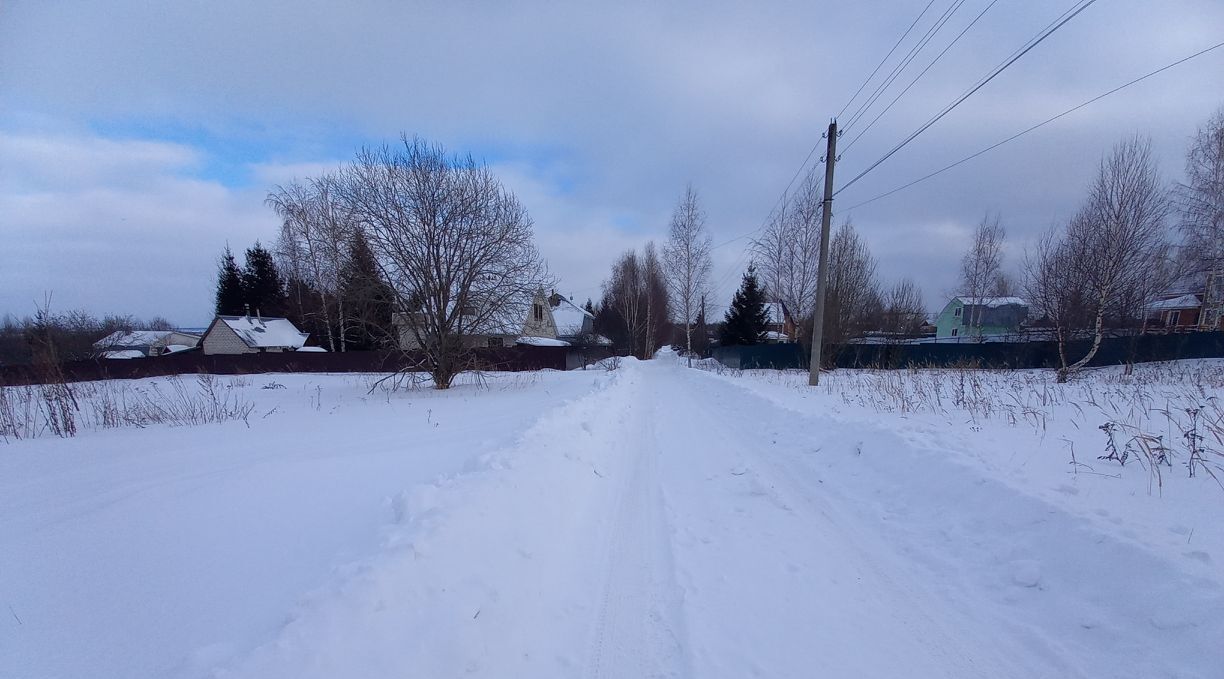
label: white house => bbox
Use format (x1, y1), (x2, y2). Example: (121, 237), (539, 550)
(395, 289), (566, 349)
(93, 330), (201, 358)
(201, 315), (309, 355)
(549, 293), (611, 346)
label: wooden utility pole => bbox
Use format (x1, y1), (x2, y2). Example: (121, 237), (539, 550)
(808, 120), (838, 386)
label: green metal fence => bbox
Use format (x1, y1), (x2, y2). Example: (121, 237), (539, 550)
(712, 332), (1224, 371)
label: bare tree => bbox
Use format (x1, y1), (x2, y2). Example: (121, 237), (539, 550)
(1176, 107), (1224, 277)
(341, 136), (549, 389)
(989, 270), (1017, 297)
(1026, 136), (1172, 382)
(602, 245), (669, 359)
(958, 214), (1005, 333)
(267, 175), (353, 352)
(663, 185), (712, 359)
(883, 278), (926, 338)
(820, 219), (881, 346)
(751, 169), (822, 325)
(604, 250), (645, 357)
(642, 242), (669, 358)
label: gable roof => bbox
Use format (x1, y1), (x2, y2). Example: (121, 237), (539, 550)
(93, 330), (199, 349)
(953, 296), (1027, 308)
(210, 316), (308, 349)
(765, 302), (789, 326)
(551, 296), (594, 337)
(1147, 293), (1202, 310)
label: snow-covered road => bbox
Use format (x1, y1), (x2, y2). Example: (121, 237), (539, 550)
(4, 360), (1222, 678)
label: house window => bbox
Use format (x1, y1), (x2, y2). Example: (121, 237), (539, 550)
(460, 305), (476, 317)
(1169, 310), (1181, 326)
(488, 337), (504, 348)
(951, 328), (958, 337)
(954, 306), (962, 318)
(533, 303), (543, 321)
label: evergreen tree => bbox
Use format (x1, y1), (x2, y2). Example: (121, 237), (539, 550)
(242, 241), (286, 317)
(583, 298), (596, 315)
(692, 303), (710, 356)
(339, 231), (395, 350)
(215, 246), (246, 316)
(720, 264), (770, 346)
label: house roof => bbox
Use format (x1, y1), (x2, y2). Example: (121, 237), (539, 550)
(213, 316), (308, 349)
(765, 302), (788, 325)
(1147, 293), (1202, 310)
(93, 330), (198, 349)
(551, 296), (593, 337)
(954, 296), (1027, 308)
(517, 336), (570, 347)
(101, 349), (145, 359)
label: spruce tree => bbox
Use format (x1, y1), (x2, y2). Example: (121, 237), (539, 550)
(242, 241), (286, 317)
(720, 264), (769, 346)
(215, 246), (246, 316)
(339, 231), (394, 349)
(693, 304), (710, 356)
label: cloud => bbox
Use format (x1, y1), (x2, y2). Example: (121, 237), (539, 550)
(0, 132), (278, 324)
(3, 0), (1223, 318)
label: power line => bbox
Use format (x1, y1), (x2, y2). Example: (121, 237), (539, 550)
(842, 0), (968, 133)
(714, 1), (950, 256)
(835, 0), (1099, 196)
(841, 0), (1000, 154)
(837, 0), (940, 120)
(839, 39), (1224, 212)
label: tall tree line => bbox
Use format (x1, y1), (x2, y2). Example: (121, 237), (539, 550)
(597, 245), (670, 359)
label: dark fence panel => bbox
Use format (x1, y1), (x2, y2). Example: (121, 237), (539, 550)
(712, 332), (1224, 371)
(0, 346), (572, 386)
(712, 344), (809, 370)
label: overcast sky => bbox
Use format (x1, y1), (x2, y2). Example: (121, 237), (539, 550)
(2, 0), (1222, 326)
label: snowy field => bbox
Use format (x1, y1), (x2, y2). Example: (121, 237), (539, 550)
(2, 357), (1222, 678)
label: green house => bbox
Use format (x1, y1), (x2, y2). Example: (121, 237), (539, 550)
(935, 296), (1028, 339)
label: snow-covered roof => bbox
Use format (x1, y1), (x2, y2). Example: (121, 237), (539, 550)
(163, 344), (195, 354)
(214, 316), (308, 349)
(551, 297), (594, 337)
(516, 336), (570, 347)
(1147, 294), (1202, 310)
(296, 346), (328, 352)
(101, 349), (144, 359)
(954, 296), (1027, 308)
(94, 330), (197, 349)
(765, 330), (789, 341)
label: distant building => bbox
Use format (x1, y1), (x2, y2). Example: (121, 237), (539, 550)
(548, 293), (611, 346)
(764, 301), (799, 343)
(1146, 293), (1203, 329)
(935, 296), (1028, 339)
(92, 330), (201, 358)
(394, 289), (565, 350)
(201, 315), (309, 354)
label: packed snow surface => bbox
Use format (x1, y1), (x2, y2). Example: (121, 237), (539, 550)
(2, 359), (1222, 678)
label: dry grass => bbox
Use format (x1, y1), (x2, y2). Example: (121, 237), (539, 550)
(698, 360), (1224, 488)
(1, 374), (253, 443)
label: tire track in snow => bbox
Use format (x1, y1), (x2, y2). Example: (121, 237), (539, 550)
(645, 360), (1029, 678)
(662, 362), (1224, 679)
(583, 370), (689, 679)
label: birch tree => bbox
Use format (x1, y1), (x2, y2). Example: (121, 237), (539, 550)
(958, 214), (1005, 332)
(663, 185), (712, 359)
(750, 169), (822, 324)
(1026, 136), (1172, 382)
(1177, 107), (1224, 276)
